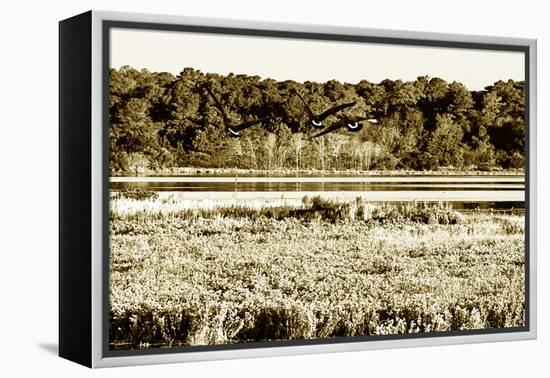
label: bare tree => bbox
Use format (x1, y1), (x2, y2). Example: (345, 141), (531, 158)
(327, 134), (347, 170)
(245, 137), (258, 169)
(361, 142), (372, 171)
(265, 133), (276, 171)
(290, 133), (304, 172)
(274, 135), (288, 169)
(313, 137), (326, 171)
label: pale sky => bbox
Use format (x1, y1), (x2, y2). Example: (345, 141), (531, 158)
(110, 28), (525, 91)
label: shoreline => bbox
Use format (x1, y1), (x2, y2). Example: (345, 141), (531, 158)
(111, 167), (525, 178)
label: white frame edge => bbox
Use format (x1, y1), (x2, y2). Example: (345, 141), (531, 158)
(90, 10), (537, 368)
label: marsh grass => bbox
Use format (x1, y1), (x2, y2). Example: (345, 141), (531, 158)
(112, 188), (159, 201)
(111, 192), (468, 225)
(109, 193), (525, 349)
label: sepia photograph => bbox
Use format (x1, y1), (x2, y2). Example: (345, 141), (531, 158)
(107, 26), (527, 351)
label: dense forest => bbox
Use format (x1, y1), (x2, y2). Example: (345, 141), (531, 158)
(109, 66), (525, 173)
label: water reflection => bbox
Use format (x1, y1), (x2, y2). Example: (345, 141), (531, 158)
(110, 181), (523, 192)
(109, 175), (525, 211)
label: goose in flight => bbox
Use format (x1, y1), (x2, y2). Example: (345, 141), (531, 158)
(310, 115), (378, 139)
(200, 83), (270, 137)
(291, 88), (356, 129)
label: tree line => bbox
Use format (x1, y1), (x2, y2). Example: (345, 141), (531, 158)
(109, 66), (525, 173)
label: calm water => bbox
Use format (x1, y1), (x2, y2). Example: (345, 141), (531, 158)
(111, 175), (524, 192)
(110, 174), (525, 210)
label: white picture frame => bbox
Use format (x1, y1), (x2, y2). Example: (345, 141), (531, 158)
(59, 10), (537, 368)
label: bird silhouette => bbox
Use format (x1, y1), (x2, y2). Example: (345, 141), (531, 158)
(291, 88), (356, 129)
(200, 83), (270, 137)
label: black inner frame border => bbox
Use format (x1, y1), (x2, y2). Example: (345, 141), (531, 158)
(101, 19), (531, 359)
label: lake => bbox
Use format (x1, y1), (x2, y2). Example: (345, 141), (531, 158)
(110, 174), (525, 210)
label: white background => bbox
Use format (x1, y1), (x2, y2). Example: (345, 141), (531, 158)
(0, 0), (546, 376)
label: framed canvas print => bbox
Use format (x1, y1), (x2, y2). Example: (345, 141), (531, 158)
(59, 10), (537, 368)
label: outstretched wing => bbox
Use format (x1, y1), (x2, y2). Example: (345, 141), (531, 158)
(230, 116), (271, 132)
(309, 121), (344, 139)
(318, 101), (356, 121)
(202, 84), (230, 122)
(291, 89), (315, 119)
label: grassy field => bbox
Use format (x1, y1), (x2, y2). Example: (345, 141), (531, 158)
(109, 195), (525, 349)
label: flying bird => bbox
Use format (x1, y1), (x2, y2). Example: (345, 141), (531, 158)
(291, 88), (356, 129)
(200, 83), (270, 137)
(309, 115), (378, 139)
